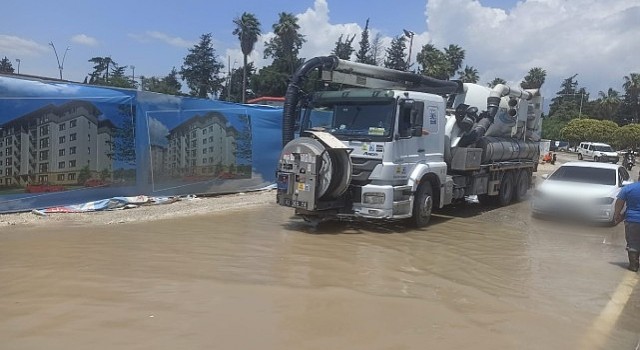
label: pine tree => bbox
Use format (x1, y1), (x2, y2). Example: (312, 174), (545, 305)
(355, 19), (375, 64)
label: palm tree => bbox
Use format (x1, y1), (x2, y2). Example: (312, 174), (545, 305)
(233, 12), (261, 103)
(444, 44), (465, 79)
(457, 65), (479, 83)
(488, 77), (507, 88)
(623, 73), (640, 123)
(273, 12), (304, 75)
(520, 67), (546, 89)
(596, 88), (621, 120)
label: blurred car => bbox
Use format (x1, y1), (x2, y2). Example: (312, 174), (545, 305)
(532, 161), (633, 223)
(577, 142), (619, 163)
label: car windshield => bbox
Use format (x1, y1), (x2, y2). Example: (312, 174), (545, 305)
(594, 145), (613, 152)
(304, 102), (395, 141)
(548, 166), (616, 186)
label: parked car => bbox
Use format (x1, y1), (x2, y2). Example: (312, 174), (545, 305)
(532, 162), (633, 223)
(577, 142), (619, 163)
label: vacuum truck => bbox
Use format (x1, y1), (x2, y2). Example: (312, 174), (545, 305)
(276, 56), (543, 227)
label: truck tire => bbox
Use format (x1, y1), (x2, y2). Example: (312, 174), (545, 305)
(497, 172), (515, 207)
(578, 153), (583, 160)
(513, 170), (530, 202)
(410, 182), (433, 228)
(594, 156), (599, 162)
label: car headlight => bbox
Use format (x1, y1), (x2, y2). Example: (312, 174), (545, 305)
(594, 197), (614, 205)
(363, 192), (386, 204)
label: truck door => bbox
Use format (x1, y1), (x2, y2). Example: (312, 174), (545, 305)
(394, 99), (425, 165)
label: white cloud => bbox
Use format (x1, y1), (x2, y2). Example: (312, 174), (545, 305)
(147, 116), (170, 146)
(130, 31), (195, 48)
(424, 0), (640, 96)
(71, 34), (98, 47)
(0, 35), (48, 57)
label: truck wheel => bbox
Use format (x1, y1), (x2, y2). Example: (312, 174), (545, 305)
(497, 172), (515, 207)
(578, 153), (583, 160)
(514, 170), (530, 202)
(410, 183), (433, 228)
(594, 156), (599, 162)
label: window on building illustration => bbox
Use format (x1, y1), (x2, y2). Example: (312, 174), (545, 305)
(68, 173), (76, 180)
(209, 136), (213, 142)
(6, 147), (12, 155)
(191, 140), (196, 148)
(40, 138), (49, 148)
(57, 174), (65, 181)
(88, 134), (91, 141)
(70, 133), (77, 141)
(38, 163), (48, 173)
(38, 175), (48, 183)
(203, 158), (207, 164)
(59, 149), (65, 157)
(58, 161), (65, 169)
(203, 129), (207, 135)
(203, 138), (207, 144)
(40, 125), (49, 136)
(70, 120), (77, 128)
(59, 123), (66, 131)
(39, 150), (49, 161)
(6, 178), (11, 185)
(5, 168), (10, 176)
(203, 148), (207, 154)
(70, 146), (76, 155)
(191, 150), (196, 157)
(69, 160), (76, 168)
(88, 147), (91, 155)
(0, 179), (3, 184)
(209, 146), (213, 152)
(59, 136), (65, 144)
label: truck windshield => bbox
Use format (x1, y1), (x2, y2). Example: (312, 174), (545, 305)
(303, 101), (395, 141)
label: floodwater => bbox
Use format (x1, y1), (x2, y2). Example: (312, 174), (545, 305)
(1, 199), (639, 349)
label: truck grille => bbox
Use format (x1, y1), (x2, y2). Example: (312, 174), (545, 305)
(350, 157), (382, 185)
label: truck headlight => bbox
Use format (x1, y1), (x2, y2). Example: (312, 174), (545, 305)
(363, 192), (386, 204)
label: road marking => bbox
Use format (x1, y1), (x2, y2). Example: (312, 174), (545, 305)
(581, 272), (638, 349)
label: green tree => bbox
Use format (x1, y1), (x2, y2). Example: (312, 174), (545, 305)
(86, 57), (135, 88)
(520, 67), (546, 89)
(416, 44), (450, 79)
(332, 34), (356, 60)
(560, 118), (618, 145)
(180, 33), (225, 98)
(457, 65), (479, 83)
(613, 124), (640, 149)
(264, 12), (306, 75)
(444, 44), (465, 78)
(141, 67), (182, 95)
(233, 12), (261, 103)
(594, 88), (621, 120)
(0, 56), (15, 73)
(100, 168), (110, 181)
(541, 117), (568, 141)
(355, 18), (375, 64)
(384, 36), (407, 71)
(622, 73), (640, 124)
(221, 63), (255, 102)
(370, 32), (384, 66)
(549, 74), (579, 116)
(488, 77), (507, 88)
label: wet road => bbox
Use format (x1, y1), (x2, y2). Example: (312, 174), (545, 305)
(1, 186), (640, 348)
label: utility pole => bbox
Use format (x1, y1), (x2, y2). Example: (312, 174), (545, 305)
(15, 59), (20, 74)
(49, 42), (70, 80)
(403, 29), (415, 70)
(131, 65), (136, 88)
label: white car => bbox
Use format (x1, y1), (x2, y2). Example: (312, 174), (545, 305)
(532, 162), (633, 223)
(577, 142), (619, 163)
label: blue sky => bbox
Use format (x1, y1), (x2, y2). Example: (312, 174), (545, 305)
(1, 0), (638, 103)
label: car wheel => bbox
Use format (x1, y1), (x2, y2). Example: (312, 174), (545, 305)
(514, 170), (530, 202)
(594, 156), (599, 162)
(497, 172), (515, 207)
(578, 153), (583, 160)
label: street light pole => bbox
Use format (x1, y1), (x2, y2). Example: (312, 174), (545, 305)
(49, 42), (70, 80)
(131, 65), (136, 88)
(403, 29), (415, 70)
(15, 59), (20, 74)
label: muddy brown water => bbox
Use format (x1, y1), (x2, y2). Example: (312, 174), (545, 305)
(1, 199), (639, 349)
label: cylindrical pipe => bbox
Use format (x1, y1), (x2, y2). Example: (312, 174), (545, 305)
(486, 84), (536, 119)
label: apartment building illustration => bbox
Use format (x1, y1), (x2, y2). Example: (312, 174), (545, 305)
(157, 112), (239, 178)
(0, 100), (115, 188)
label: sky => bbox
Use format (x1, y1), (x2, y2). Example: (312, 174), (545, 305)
(1, 0), (639, 104)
